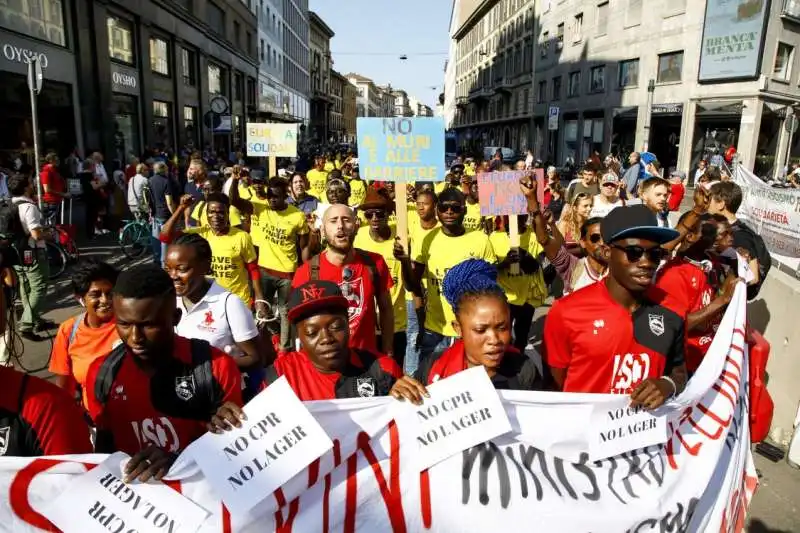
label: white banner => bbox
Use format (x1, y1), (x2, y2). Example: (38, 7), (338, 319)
(735, 166), (800, 271)
(0, 286), (757, 532)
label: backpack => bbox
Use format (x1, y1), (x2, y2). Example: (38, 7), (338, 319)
(68, 312), (85, 348)
(309, 249), (380, 294)
(0, 198), (32, 267)
(732, 221), (771, 300)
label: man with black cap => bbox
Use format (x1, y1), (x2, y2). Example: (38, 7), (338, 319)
(543, 205), (688, 409)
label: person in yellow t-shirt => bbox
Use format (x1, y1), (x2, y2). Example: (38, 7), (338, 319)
(159, 193), (266, 311)
(347, 168), (367, 208)
(191, 174), (244, 228)
(490, 215), (547, 352)
(353, 190), (414, 368)
(229, 175), (309, 352)
(460, 174), (486, 233)
(411, 188), (496, 362)
(306, 156), (329, 199)
(405, 188), (439, 375)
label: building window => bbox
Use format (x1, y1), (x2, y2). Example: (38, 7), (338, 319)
(597, 2), (609, 36)
(208, 63), (224, 95)
(181, 48), (196, 86)
(267, 44), (272, 66)
(234, 72), (243, 101)
(573, 13), (583, 43)
(207, 2), (225, 35)
(774, 42), (794, 82)
(260, 39), (265, 61)
(246, 31), (252, 56)
(152, 100), (172, 149)
(657, 51), (683, 83)
(150, 37), (169, 76)
(184, 106), (197, 146)
(3, 0), (66, 46)
(556, 23), (564, 50)
(541, 31), (549, 57)
(233, 20), (241, 47)
(567, 71), (581, 97)
(589, 65), (605, 93)
(552, 76), (561, 100)
(618, 58), (639, 87)
(537, 80), (547, 103)
(108, 16), (135, 64)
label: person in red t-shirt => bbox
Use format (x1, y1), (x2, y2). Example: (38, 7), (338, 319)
(40, 152), (69, 208)
(667, 170), (686, 212)
(650, 213), (741, 373)
(292, 204), (394, 356)
(543, 205), (689, 409)
(390, 259), (541, 405)
(85, 264), (242, 482)
(209, 280), (403, 431)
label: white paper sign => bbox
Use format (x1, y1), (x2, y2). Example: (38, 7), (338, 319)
(42, 452), (208, 533)
(588, 400), (667, 461)
(246, 123), (298, 157)
(184, 376), (333, 515)
(403, 366), (512, 470)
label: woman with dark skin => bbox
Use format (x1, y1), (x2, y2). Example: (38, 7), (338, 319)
(165, 234), (272, 398)
(391, 259), (541, 404)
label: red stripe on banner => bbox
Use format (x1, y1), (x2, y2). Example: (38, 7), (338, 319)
(274, 488), (287, 529)
(689, 404), (728, 441)
(222, 505), (233, 533)
(276, 499), (300, 533)
(725, 354), (743, 375)
(323, 473), (331, 533)
(308, 458), (320, 487)
(420, 469), (432, 528)
(334, 439), (342, 467)
(9, 458), (97, 530)
(344, 452), (358, 533)
(733, 328), (746, 338)
(163, 479), (182, 493)
(729, 344), (745, 355)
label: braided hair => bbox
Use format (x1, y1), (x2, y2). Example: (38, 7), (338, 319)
(171, 233), (213, 266)
(442, 259), (507, 316)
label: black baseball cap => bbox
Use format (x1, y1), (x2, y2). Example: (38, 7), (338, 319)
(249, 169), (266, 183)
(600, 205), (679, 245)
(287, 280), (349, 323)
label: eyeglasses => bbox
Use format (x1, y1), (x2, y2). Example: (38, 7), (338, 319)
(610, 244), (668, 263)
(438, 203), (464, 214)
(363, 210), (386, 220)
(602, 183), (617, 188)
(588, 233), (602, 244)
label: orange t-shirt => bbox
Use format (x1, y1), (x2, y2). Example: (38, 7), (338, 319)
(48, 314), (121, 406)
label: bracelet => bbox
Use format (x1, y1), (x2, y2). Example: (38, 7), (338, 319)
(660, 376), (677, 399)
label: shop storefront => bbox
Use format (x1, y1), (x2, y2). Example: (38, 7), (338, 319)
(0, 29), (80, 160)
(109, 62), (141, 163)
(611, 106), (637, 158)
(581, 111), (605, 160)
(561, 114), (580, 166)
(690, 100), (742, 174)
(650, 102), (683, 171)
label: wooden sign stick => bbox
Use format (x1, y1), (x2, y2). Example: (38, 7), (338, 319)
(395, 187), (408, 253)
(509, 215), (520, 275)
(268, 155), (277, 178)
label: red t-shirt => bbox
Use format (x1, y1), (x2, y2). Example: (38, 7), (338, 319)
(651, 257), (720, 373)
(668, 183), (685, 211)
(267, 349), (401, 400)
(416, 340), (540, 390)
(543, 281), (685, 394)
(0, 366), (92, 456)
(40, 163), (64, 205)
(292, 250), (393, 351)
(85, 336), (243, 455)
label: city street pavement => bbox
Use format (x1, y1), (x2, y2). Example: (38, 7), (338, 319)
(9, 226), (800, 531)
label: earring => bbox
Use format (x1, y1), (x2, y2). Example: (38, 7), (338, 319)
(78, 298), (85, 307)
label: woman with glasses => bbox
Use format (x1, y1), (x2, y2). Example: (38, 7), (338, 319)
(557, 192), (593, 256)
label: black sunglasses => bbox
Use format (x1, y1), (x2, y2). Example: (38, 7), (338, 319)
(588, 233), (602, 244)
(438, 203), (464, 214)
(610, 244), (668, 263)
(363, 210), (386, 220)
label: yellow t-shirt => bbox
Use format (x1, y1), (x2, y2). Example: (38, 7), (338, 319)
(191, 202), (243, 227)
(465, 164), (476, 177)
(184, 226), (256, 305)
(251, 203), (309, 273)
(324, 161), (336, 172)
(434, 181), (449, 195)
(463, 201), (484, 233)
(414, 228), (496, 336)
(354, 226), (406, 333)
(407, 219), (439, 301)
(307, 169), (328, 199)
(489, 229), (547, 307)
(348, 179), (367, 208)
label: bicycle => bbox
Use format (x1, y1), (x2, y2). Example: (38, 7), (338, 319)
(42, 204), (80, 280)
(119, 214), (152, 259)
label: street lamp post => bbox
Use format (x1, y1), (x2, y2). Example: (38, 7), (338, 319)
(643, 78), (656, 153)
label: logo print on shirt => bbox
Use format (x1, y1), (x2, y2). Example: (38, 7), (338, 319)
(203, 310), (214, 326)
(175, 375), (196, 401)
(648, 314), (665, 336)
(0, 426), (10, 455)
(112, 385), (126, 401)
(356, 377), (376, 397)
(339, 277), (364, 322)
(610, 353), (652, 394)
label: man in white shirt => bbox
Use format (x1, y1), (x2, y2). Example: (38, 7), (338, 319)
(590, 173), (625, 218)
(127, 163), (150, 218)
(8, 174), (52, 341)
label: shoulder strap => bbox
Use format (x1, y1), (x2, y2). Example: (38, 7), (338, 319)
(223, 292), (233, 334)
(310, 254), (321, 281)
(355, 249), (380, 292)
(68, 313), (85, 348)
(94, 344), (128, 405)
(189, 338), (214, 406)
(17, 373), (29, 412)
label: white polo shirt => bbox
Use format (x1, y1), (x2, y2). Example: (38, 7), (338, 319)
(175, 281), (259, 356)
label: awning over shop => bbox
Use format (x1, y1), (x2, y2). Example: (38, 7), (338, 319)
(612, 106), (638, 118)
(696, 100), (743, 116)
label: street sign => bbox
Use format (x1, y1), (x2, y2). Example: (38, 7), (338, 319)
(26, 57), (43, 95)
(548, 106), (559, 131)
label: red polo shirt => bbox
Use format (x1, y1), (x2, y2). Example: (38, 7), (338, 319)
(266, 349), (401, 400)
(85, 336), (242, 455)
(543, 281), (685, 394)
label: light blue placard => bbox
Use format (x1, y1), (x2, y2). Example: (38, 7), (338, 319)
(357, 117), (445, 182)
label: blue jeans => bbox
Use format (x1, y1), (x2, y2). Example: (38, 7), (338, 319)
(404, 300), (420, 375)
(419, 329), (456, 370)
(151, 218), (168, 267)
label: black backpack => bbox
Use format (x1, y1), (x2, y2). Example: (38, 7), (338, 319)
(732, 221), (771, 300)
(0, 198), (32, 267)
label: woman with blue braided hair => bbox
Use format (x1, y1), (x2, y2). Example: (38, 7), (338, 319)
(389, 259), (541, 403)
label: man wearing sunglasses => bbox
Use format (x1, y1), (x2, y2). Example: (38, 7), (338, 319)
(459, 174), (485, 233)
(543, 205), (688, 409)
(411, 188), (496, 362)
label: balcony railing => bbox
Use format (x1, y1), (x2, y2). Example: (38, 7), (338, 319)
(783, 0), (800, 21)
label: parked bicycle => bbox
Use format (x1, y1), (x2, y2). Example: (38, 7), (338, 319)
(119, 213), (152, 259)
(42, 203), (79, 280)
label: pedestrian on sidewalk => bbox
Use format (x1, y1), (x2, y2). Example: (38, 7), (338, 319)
(8, 173), (52, 341)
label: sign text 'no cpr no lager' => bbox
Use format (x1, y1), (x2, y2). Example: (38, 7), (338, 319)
(357, 117), (445, 182)
(246, 123), (298, 158)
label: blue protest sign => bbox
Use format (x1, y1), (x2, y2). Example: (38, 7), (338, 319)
(357, 117), (445, 182)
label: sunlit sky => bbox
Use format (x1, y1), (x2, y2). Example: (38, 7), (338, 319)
(309, 0), (452, 107)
